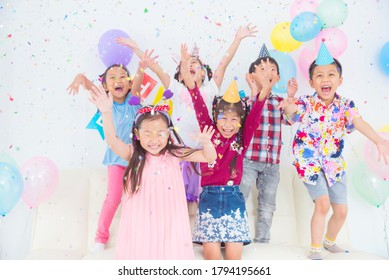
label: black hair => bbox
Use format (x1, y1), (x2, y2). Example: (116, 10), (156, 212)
(123, 107), (199, 194)
(173, 56), (213, 85)
(308, 58), (343, 80)
(248, 56), (280, 75)
(212, 96), (249, 174)
(99, 64), (131, 85)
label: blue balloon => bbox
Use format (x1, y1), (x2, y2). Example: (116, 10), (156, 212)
(290, 12), (322, 42)
(0, 162), (24, 216)
(269, 50), (297, 94)
(379, 41), (389, 76)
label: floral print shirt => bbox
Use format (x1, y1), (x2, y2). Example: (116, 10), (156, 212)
(287, 92), (360, 186)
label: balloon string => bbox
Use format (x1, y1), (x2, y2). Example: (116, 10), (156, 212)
(17, 207), (35, 257)
(382, 201), (389, 258)
(0, 217), (3, 258)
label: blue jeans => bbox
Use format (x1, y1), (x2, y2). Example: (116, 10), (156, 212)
(239, 158), (280, 243)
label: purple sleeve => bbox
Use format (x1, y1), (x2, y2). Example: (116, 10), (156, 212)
(187, 85), (214, 130)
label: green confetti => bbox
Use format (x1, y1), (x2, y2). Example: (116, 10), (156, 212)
(144, 8), (148, 13)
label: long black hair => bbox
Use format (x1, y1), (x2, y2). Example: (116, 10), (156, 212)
(123, 106), (199, 194)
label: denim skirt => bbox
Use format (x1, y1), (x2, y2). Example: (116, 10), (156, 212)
(192, 185), (251, 245)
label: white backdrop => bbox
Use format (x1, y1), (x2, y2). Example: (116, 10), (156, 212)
(1, 0), (389, 259)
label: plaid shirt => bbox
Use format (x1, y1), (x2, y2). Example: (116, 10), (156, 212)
(245, 93), (288, 164)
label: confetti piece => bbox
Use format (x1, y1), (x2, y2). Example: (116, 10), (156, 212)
(7, 34), (12, 38)
(144, 8), (149, 13)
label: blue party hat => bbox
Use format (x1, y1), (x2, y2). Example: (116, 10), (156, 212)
(315, 40), (334, 66)
(258, 44), (270, 58)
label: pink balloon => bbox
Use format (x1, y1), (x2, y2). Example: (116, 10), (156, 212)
(364, 132), (389, 181)
(314, 28), (348, 58)
(21, 156), (59, 208)
(290, 0), (318, 18)
(298, 46), (317, 80)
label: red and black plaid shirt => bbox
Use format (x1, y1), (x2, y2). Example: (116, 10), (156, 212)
(245, 94), (289, 164)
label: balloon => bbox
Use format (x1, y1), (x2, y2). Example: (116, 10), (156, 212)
(314, 28), (348, 58)
(290, 0), (318, 18)
(298, 46), (317, 80)
(379, 125), (389, 133)
(271, 22), (302, 52)
(269, 50), (297, 94)
(351, 162), (389, 208)
(364, 132), (389, 181)
(378, 41), (389, 76)
(0, 162), (24, 216)
(0, 152), (18, 168)
(290, 12), (322, 42)
(317, 0), (348, 28)
(21, 156), (59, 208)
(98, 29), (133, 67)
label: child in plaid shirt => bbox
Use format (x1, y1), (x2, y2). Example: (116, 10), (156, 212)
(239, 45), (298, 243)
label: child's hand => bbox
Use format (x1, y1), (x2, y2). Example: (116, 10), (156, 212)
(252, 58), (272, 94)
(180, 43), (191, 69)
(67, 74), (86, 96)
(235, 23), (258, 41)
(115, 37), (139, 50)
(198, 125), (215, 146)
(139, 49), (158, 71)
(89, 85), (113, 113)
(377, 138), (389, 165)
(245, 73), (258, 97)
(287, 78), (298, 99)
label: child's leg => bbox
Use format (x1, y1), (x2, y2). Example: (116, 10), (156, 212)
(203, 242), (222, 260)
(225, 242), (243, 260)
(323, 176), (349, 253)
(95, 165), (125, 244)
(239, 158), (258, 201)
(311, 195), (331, 245)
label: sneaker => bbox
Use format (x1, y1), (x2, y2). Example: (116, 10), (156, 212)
(90, 242), (106, 253)
(323, 244), (349, 253)
(308, 251), (323, 260)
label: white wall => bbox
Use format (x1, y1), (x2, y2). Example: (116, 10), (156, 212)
(1, 0), (388, 259)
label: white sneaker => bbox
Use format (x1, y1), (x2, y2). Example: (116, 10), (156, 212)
(90, 242), (105, 253)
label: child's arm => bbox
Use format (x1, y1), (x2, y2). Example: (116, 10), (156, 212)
(89, 86), (133, 160)
(182, 125), (217, 163)
(116, 37), (170, 89)
(213, 24), (258, 89)
(130, 49), (158, 96)
(180, 44), (196, 90)
(67, 73), (95, 96)
(353, 117), (389, 164)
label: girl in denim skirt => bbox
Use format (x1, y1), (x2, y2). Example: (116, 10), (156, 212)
(180, 44), (272, 259)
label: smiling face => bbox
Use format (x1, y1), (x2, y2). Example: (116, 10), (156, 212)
(309, 63), (343, 106)
(214, 100), (245, 139)
(102, 66), (132, 103)
(134, 115), (170, 156)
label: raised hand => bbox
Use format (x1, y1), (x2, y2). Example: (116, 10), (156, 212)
(89, 85), (113, 114)
(245, 72), (258, 97)
(139, 49), (158, 71)
(115, 37), (138, 50)
(287, 78), (298, 99)
(67, 73), (86, 96)
(235, 23), (258, 41)
(197, 125), (215, 146)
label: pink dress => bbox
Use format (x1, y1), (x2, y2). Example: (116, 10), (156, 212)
(115, 152), (194, 260)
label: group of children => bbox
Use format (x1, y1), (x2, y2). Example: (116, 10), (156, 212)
(67, 24), (389, 260)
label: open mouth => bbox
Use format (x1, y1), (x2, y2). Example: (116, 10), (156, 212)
(190, 70), (196, 75)
(114, 86), (123, 92)
(321, 85), (331, 93)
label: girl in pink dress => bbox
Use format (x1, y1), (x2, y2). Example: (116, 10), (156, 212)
(89, 86), (217, 260)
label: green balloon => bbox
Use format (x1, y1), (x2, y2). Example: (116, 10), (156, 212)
(0, 152), (18, 168)
(351, 163), (389, 207)
(317, 0), (348, 28)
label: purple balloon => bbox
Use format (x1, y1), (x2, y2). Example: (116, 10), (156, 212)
(98, 29), (133, 67)
(163, 89), (174, 100)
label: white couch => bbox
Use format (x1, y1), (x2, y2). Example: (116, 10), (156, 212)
(26, 166), (383, 260)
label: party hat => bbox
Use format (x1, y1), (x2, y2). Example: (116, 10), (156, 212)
(258, 43), (270, 58)
(222, 80), (240, 103)
(315, 39), (334, 66)
(190, 43), (200, 58)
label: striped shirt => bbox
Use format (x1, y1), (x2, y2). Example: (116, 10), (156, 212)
(245, 93), (288, 164)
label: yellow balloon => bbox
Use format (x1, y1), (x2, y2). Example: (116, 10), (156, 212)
(271, 22), (302, 52)
(379, 125), (389, 132)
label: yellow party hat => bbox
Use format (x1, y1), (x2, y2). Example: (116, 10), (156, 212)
(222, 80), (240, 103)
